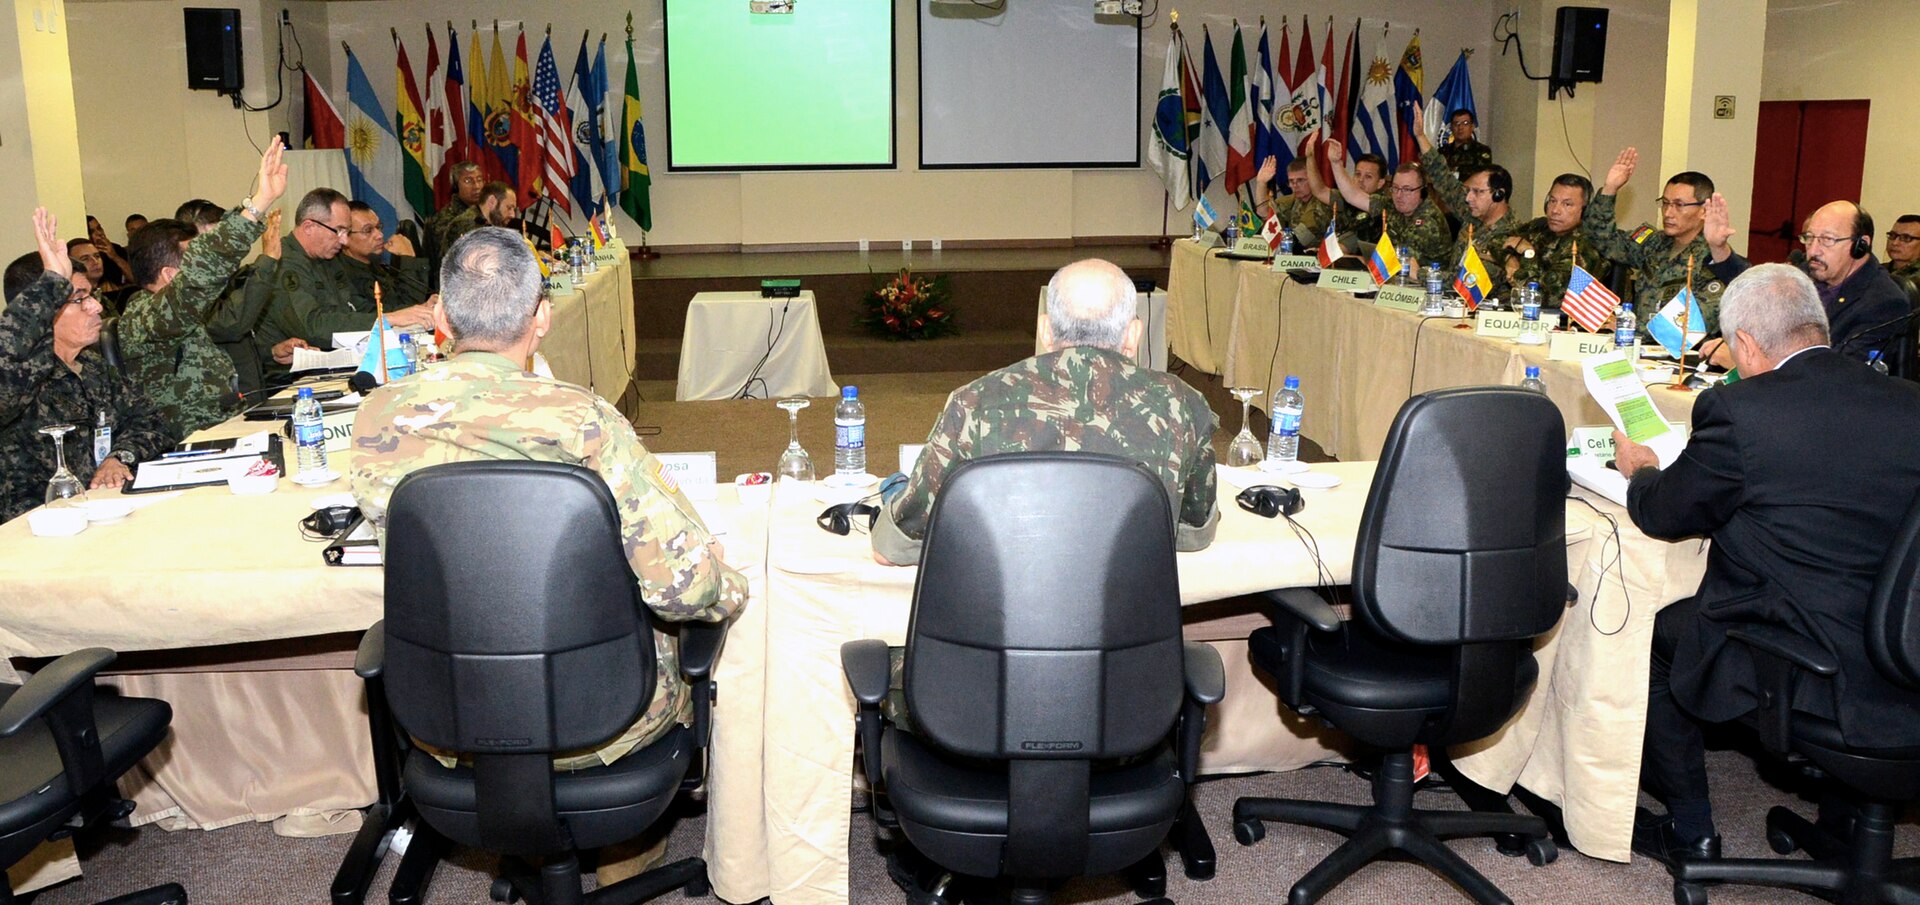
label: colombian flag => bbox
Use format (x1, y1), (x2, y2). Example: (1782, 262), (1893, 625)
(1454, 243), (1490, 311)
(1368, 231), (1401, 285)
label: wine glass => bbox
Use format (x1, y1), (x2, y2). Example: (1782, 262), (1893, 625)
(39, 424), (86, 507)
(775, 397), (815, 482)
(1226, 388), (1265, 467)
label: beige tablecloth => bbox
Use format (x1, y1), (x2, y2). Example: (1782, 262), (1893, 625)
(677, 291), (839, 401)
(544, 255), (637, 404)
(1165, 239), (1246, 375)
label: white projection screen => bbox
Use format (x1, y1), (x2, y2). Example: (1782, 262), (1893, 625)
(918, 0), (1141, 168)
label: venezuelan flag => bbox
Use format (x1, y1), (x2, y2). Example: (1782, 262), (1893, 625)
(1369, 231), (1401, 285)
(1453, 243), (1490, 311)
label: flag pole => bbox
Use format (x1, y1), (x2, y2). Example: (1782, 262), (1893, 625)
(625, 11), (660, 263)
(373, 283), (388, 384)
(1672, 254), (1695, 390)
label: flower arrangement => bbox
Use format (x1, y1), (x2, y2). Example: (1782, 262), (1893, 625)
(859, 268), (958, 341)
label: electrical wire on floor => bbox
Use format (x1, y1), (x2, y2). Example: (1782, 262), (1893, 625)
(733, 299), (792, 400)
(1567, 494), (1632, 636)
(1407, 314), (1445, 399)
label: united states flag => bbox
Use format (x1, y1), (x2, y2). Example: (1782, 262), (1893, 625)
(531, 36), (574, 217)
(1563, 263), (1621, 333)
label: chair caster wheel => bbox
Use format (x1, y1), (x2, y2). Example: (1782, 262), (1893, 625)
(684, 875), (711, 897)
(1233, 818), (1266, 846)
(489, 877), (520, 903)
(1495, 833), (1525, 857)
(1525, 837), (1557, 866)
(1764, 807), (1802, 855)
(1673, 881), (1708, 905)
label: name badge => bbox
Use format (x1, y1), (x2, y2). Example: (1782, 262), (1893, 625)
(1474, 311), (1525, 338)
(321, 408), (356, 454)
(1231, 236), (1273, 258)
(1548, 331), (1620, 361)
(655, 452), (719, 500)
(1270, 254), (1318, 271)
(1316, 269), (1375, 293)
(1374, 285), (1427, 312)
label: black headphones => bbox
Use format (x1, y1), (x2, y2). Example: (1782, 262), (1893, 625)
(1236, 485), (1305, 519)
(1488, 166), (1513, 204)
(817, 501), (881, 536)
(1850, 204), (1876, 260)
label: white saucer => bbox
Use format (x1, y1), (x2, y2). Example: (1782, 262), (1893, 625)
(292, 469), (341, 487)
(1288, 470), (1343, 490)
(78, 499), (134, 523)
(1256, 459), (1311, 475)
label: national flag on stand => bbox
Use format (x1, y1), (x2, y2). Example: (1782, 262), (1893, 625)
(1223, 23), (1255, 194)
(343, 47), (411, 232)
(1237, 200), (1259, 236)
(1178, 33), (1205, 199)
(562, 33), (600, 216)
(466, 25), (502, 184)
(590, 38), (620, 204)
(1148, 34), (1194, 210)
(425, 25), (457, 208)
(1562, 263), (1621, 333)
(1352, 26), (1401, 170)
(1425, 50), (1481, 148)
(548, 222), (567, 254)
(1194, 28), (1228, 197)
(1453, 241), (1490, 311)
(1250, 22), (1278, 175)
(1333, 21), (1362, 161)
(395, 32), (433, 219)
(588, 209), (609, 249)
(509, 28), (543, 205)
(1316, 220), (1342, 268)
(1267, 20), (1297, 176)
(303, 70), (345, 150)
(531, 33), (575, 217)
(619, 35), (653, 232)
(1649, 288), (1707, 358)
(1393, 32), (1424, 171)
(1369, 227), (1401, 284)
(1276, 17), (1319, 186)
(1314, 18), (1337, 184)
(1261, 211), (1285, 250)
(1194, 195), (1218, 231)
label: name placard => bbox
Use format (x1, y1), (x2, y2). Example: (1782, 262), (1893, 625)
(1548, 331), (1622, 361)
(546, 275), (574, 296)
(1568, 426), (1616, 460)
(1191, 232), (1223, 250)
(594, 248), (622, 264)
(1374, 285), (1427, 312)
(1475, 310), (1526, 338)
(1231, 236), (1273, 258)
(1316, 269), (1375, 293)
(1270, 254), (1318, 272)
(655, 452), (719, 501)
(320, 409), (356, 454)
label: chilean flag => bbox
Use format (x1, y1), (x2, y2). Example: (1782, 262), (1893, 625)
(1315, 219), (1342, 268)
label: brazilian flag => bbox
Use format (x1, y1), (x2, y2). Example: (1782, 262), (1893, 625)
(619, 37), (652, 233)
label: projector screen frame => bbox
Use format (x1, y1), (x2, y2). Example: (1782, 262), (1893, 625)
(916, 1), (1143, 171)
(662, 1), (899, 173)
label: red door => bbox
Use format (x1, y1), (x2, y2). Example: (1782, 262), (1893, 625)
(1747, 100), (1870, 264)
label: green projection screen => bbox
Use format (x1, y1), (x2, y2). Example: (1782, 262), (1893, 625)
(664, 1), (895, 170)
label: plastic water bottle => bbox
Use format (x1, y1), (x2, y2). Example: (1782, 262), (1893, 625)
(1397, 257), (1414, 286)
(1517, 282), (1545, 345)
(568, 241), (587, 287)
(1265, 375), (1304, 466)
(1278, 232), (1295, 256)
(834, 386), (867, 476)
(1613, 303), (1637, 352)
(585, 241), (600, 273)
(92, 411), (112, 466)
(292, 387), (329, 476)
(1520, 365), (1547, 393)
(394, 333), (417, 378)
(1424, 264), (1447, 314)
(1869, 350), (1889, 376)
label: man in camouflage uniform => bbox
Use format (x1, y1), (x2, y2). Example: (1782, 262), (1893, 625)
(1886, 215), (1920, 285)
(873, 258), (1219, 566)
(1316, 145), (1453, 273)
(1330, 153), (1388, 243)
(426, 161), (484, 260)
(1438, 108), (1493, 181)
(349, 227), (746, 770)
(340, 201), (433, 308)
(254, 188), (435, 381)
(208, 213), (302, 395)
(117, 142), (288, 435)
(1584, 148), (1742, 337)
(1498, 173), (1601, 305)
(0, 211), (177, 521)
(1250, 156), (1332, 246)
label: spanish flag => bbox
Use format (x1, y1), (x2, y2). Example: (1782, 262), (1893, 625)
(1453, 241), (1490, 311)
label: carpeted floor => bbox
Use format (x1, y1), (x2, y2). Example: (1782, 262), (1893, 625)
(29, 747), (1918, 904)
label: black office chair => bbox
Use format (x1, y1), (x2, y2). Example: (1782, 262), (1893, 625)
(96, 316), (123, 373)
(352, 461), (723, 905)
(1668, 494), (1920, 905)
(1232, 386), (1568, 905)
(841, 452), (1225, 905)
(1891, 275), (1918, 382)
(0, 649), (184, 905)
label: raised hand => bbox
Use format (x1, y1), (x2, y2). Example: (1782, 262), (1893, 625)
(1702, 193), (1735, 252)
(1603, 147), (1638, 195)
(255, 138), (289, 209)
(1255, 156), (1277, 185)
(261, 210), (284, 260)
(1325, 143), (1344, 165)
(33, 208), (73, 280)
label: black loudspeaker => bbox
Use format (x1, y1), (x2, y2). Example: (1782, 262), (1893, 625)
(184, 8), (243, 94)
(1550, 7), (1608, 99)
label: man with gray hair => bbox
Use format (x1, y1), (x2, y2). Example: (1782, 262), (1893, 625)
(1611, 263), (1920, 867)
(348, 226), (746, 774)
(872, 258), (1218, 566)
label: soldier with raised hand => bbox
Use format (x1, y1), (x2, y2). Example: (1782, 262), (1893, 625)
(1499, 173), (1600, 304)
(1249, 150), (1332, 243)
(0, 209), (176, 521)
(1315, 144), (1452, 272)
(1584, 147), (1749, 337)
(872, 258), (1219, 568)
(116, 139), (290, 435)
(349, 226), (746, 771)
(1438, 108), (1493, 180)
(1411, 100), (1518, 279)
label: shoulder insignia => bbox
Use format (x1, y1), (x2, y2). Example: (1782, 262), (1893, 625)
(1706, 280), (1723, 294)
(1630, 225), (1656, 245)
(653, 459), (680, 495)
(283, 272), (300, 292)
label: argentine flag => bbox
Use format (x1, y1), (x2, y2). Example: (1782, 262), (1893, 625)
(1194, 195), (1219, 232)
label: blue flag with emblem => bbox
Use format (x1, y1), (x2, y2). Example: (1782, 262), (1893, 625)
(1194, 195), (1218, 231)
(344, 48), (410, 232)
(1648, 288), (1707, 359)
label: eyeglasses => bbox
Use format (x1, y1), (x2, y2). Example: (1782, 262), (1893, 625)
(66, 287), (94, 304)
(1798, 234), (1854, 249)
(71, 252), (101, 264)
(1391, 185), (1424, 194)
(347, 226), (384, 237)
(303, 218), (349, 237)
(1887, 232), (1920, 244)
(1656, 198), (1706, 211)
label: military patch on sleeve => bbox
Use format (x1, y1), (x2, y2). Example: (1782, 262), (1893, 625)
(283, 272), (300, 292)
(1706, 280), (1723, 294)
(653, 460), (680, 495)
(1630, 225), (1657, 245)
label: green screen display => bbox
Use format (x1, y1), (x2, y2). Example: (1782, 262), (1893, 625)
(664, 0), (895, 170)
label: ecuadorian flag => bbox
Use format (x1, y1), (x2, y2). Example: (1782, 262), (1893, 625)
(1368, 231), (1401, 285)
(1453, 243), (1490, 311)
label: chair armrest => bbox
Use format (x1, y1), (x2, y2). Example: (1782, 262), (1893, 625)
(354, 622), (384, 680)
(0, 648), (116, 738)
(1728, 626), (1839, 676)
(1182, 642), (1225, 705)
(1264, 587), (1341, 633)
(841, 639), (892, 706)
(679, 621), (728, 679)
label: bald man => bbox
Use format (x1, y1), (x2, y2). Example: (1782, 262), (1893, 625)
(872, 258), (1219, 566)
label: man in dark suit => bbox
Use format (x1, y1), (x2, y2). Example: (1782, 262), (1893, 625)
(1612, 262), (1920, 866)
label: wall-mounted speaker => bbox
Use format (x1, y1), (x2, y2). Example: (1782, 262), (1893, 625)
(1550, 6), (1608, 99)
(184, 8), (243, 95)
